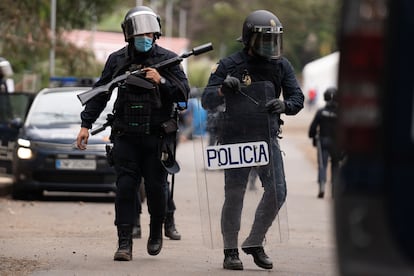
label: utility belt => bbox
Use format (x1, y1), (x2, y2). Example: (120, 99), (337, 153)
(111, 117), (177, 137)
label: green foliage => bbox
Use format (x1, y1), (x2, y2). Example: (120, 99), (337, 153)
(190, 0), (340, 71)
(187, 58), (215, 88)
(0, 0), (123, 90)
(0, 0), (340, 90)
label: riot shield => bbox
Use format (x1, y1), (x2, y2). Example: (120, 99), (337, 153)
(193, 82), (289, 249)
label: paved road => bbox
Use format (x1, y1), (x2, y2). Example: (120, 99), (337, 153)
(0, 109), (338, 275)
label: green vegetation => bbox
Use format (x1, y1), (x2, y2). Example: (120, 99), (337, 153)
(0, 0), (340, 90)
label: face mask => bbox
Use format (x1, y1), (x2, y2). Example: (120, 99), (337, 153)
(134, 36), (153, 52)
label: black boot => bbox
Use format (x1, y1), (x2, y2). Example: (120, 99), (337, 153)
(114, 225), (133, 261)
(164, 213), (181, 240)
(318, 181), (326, 198)
(242, 246), (273, 269)
(223, 248), (243, 270)
(147, 220), (163, 256)
(132, 215), (141, 239)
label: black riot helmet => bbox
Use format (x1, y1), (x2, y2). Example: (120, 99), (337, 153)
(324, 87), (337, 102)
(239, 10), (283, 59)
(121, 6), (162, 42)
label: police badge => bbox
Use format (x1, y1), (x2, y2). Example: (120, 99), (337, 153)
(242, 69), (252, 86)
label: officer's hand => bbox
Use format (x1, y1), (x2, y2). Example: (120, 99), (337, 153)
(76, 127), (89, 150)
(220, 76), (240, 95)
(265, 99), (286, 114)
(142, 67), (162, 84)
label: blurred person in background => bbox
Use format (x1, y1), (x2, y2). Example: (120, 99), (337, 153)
(308, 87), (340, 198)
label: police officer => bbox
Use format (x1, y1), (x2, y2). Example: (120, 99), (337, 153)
(202, 10), (304, 270)
(308, 87), (340, 198)
(76, 6), (190, 261)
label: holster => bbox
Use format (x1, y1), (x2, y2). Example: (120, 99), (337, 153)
(161, 118), (178, 134)
(105, 144), (114, 166)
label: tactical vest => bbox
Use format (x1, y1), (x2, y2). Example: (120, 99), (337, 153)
(218, 52), (284, 143)
(109, 48), (184, 137)
(112, 75), (164, 135)
(227, 51), (283, 98)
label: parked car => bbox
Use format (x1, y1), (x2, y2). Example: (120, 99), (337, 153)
(0, 92), (34, 174)
(11, 87), (117, 199)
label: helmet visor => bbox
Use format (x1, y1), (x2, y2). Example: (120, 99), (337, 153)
(250, 26), (283, 59)
(123, 11), (160, 40)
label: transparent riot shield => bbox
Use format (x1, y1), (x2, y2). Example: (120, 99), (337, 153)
(193, 82), (289, 249)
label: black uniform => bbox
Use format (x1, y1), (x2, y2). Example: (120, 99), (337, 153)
(308, 100), (340, 197)
(202, 49), (304, 249)
(80, 44), (189, 227)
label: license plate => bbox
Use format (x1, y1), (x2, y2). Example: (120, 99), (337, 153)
(56, 159), (96, 170)
(204, 141), (269, 170)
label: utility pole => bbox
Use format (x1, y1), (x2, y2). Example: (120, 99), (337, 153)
(165, 1), (173, 37)
(179, 8), (187, 38)
(49, 0), (56, 77)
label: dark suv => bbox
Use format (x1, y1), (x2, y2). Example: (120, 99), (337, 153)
(11, 87), (117, 199)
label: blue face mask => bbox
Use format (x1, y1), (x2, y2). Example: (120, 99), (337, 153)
(134, 36), (153, 52)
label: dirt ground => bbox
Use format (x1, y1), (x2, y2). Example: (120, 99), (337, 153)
(0, 256), (43, 276)
(0, 108), (336, 276)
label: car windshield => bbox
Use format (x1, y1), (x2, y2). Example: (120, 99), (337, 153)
(26, 89), (115, 127)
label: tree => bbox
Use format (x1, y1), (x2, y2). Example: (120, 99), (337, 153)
(0, 0), (123, 89)
(0, 0), (340, 90)
(187, 0), (340, 71)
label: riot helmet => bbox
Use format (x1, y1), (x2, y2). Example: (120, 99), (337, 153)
(324, 87), (337, 102)
(121, 6), (161, 42)
(240, 10), (283, 59)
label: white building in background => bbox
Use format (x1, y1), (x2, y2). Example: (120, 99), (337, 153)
(64, 30), (190, 73)
(302, 51), (339, 108)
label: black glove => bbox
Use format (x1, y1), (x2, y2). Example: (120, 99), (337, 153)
(221, 76), (240, 95)
(265, 98), (286, 114)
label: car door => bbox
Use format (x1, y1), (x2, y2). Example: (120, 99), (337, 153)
(0, 92), (34, 174)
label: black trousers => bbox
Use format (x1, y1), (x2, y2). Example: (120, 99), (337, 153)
(112, 134), (167, 226)
(136, 180), (176, 217)
(221, 138), (287, 248)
